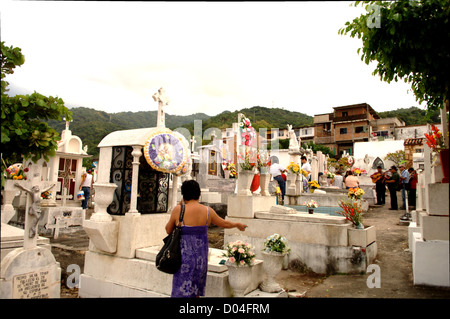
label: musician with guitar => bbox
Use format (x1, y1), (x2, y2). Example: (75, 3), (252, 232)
(371, 165), (387, 205)
(384, 166), (401, 210)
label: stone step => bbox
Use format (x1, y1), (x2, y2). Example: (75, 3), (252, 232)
(136, 246), (231, 273)
(255, 211), (348, 224)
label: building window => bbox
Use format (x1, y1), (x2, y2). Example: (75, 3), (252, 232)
(340, 128), (347, 134)
(355, 126), (364, 133)
(342, 111), (348, 117)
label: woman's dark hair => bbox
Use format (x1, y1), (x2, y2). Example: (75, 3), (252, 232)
(181, 179), (201, 201)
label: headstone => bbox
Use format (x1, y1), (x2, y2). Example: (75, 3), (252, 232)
(311, 155), (319, 182)
(0, 170), (61, 298)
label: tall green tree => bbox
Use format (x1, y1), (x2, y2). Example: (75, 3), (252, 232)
(1, 42), (72, 186)
(339, 0), (450, 112)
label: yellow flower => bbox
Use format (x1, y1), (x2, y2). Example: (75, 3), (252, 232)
(13, 176), (18, 180)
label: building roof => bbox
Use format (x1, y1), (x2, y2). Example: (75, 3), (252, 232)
(333, 103), (380, 119)
(98, 127), (161, 148)
(404, 138), (424, 146)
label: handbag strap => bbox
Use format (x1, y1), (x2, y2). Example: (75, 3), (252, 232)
(177, 203), (185, 226)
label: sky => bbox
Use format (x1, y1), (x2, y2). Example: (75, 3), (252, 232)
(1, 1), (423, 117)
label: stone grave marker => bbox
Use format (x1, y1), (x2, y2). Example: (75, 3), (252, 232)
(0, 167), (61, 299)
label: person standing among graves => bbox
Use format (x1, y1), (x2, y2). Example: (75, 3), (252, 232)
(371, 165), (387, 205)
(166, 180), (247, 298)
(385, 166), (400, 210)
(399, 165), (410, 209)
(80, 169), (93, 210)
(301, 156), (311, 181)
(269, 157), (287, 204)
(407, 167), (418, 210)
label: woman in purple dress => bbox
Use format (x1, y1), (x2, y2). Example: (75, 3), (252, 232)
(165, 180), (247, 298)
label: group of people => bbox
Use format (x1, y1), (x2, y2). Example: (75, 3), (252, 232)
(269, 155), (312, 204)
(330, 168), (359, 190)
(370, 164), (418, 213)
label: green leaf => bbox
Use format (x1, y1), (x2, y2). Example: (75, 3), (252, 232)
(36, 99), (45, 107)
(389, 25), (395, 35)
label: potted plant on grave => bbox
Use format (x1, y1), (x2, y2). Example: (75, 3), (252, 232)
(259, 233), (291, 293)
(308, 180), (320, 193)
(257, 150), (271, 195)
(348, 187), (365, 200)
(425, 124), (449, 183)
(336, 199), (364, 229)
(237, 148), (257, 195)
(304, 199), (318, 214)
(223, 240), (256, 297)
(285, 162), (300, 189)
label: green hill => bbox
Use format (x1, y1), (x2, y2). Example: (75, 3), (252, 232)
(378, 106), (441, 125)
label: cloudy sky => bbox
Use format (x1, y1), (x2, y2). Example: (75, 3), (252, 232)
(1, 1), (421, 117)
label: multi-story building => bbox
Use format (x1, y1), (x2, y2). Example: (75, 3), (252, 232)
(314, 103), (384, 156)
(313, 112), (335, 153)
(370, 117), (405, 141)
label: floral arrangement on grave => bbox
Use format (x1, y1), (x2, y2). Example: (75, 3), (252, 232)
(336, 199), (363, 228)
(223, 240), (255, 266)
(238, 148), (257, 171)
(424, 124), (446, 153)
(2, 160), (28, 180)
(325, 170), (335, 179)
(229, 164), (237, 178)
(304, 199), (319, 208)
(41, 190), (53, 200)
(240, 117), (257, 147)
(257, 150), (271, 171)
(308, 180), (320, 193)
(287, 162), (301, 174)
(351, 167), (367, 176)
(348, 187), (365, 200)
(263, 233), (291, 255)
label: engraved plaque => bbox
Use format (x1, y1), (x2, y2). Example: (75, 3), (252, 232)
(12, 268), (51, 299)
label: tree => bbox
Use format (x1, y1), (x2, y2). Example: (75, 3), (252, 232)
(339, 0), (450, 112)
(384, 150), (406, 166)
(1, 42), (72, 186)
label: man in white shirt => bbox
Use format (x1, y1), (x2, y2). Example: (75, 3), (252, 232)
(301, 156), (311, 181)
(80, 169), (93, 210)
(269, 157), (287, 204)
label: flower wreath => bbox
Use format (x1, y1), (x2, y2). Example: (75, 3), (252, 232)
(346, 156), (354, 166)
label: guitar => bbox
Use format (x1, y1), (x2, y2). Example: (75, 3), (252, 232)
(371, 171), (388, 183)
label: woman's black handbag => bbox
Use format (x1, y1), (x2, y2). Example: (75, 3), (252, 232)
(155, 204), (185, 274)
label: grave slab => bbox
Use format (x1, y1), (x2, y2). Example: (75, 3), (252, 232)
(0, 246), (61, 298)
